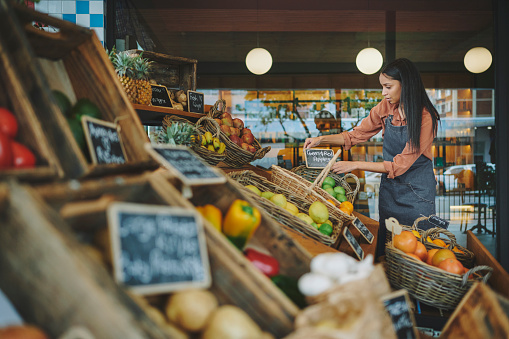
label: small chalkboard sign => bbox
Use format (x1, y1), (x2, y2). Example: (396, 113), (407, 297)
(151, 85), (173, 108)
(145, 144), (226, 186)
(428, 214), (449, 229)
(82, 116), (127, 165)
(187, 90), (205, 113)
(304, 149), (334, 169)
(352, 217), (374, 244)
(107, 202), (211, 294)
(382, 290), (418, 339)
(343, 227), (364, 260)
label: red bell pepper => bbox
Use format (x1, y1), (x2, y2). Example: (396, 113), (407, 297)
(244, 248), (280, 277)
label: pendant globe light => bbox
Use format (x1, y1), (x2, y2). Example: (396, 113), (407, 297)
(355, 0), (383, 75)
(245, 0), (272, 75)
(464, 47), (492, 73)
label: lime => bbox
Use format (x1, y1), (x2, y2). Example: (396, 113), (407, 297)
(310, 222), (318, 229)
(318, 223), (333, 236)
(322, 184), (333, 190)
(323, 176), (336, 187)
(71, 98), (102, 121)
(333, 186), (346, 195)
(309, 201), (329, 224)
(324, 187), (335, 197)
(336, 194), (348, 203)
(52, 90), (72, 117)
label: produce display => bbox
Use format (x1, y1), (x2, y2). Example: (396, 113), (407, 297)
(213, 111), (257, 153)
(0, 107), (36, 169)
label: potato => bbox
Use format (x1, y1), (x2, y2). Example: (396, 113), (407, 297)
(201, 305), (262, 339)
(165, 289), (218, 332)
(177, 92), (187, 103)
(173, 103), (184, 111)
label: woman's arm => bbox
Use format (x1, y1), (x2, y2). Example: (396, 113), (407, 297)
(303, 133), (345, 149)
(331, 161), (388, 175)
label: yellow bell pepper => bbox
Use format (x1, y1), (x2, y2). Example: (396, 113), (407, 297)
(196, 204), (222, 232)
(223, 199), (261, 250)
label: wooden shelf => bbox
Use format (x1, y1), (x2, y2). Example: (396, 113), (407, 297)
(133, 103), (208, 126)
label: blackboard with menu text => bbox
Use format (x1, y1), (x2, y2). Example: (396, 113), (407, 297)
(305, 149), (334, 169)
(187, 90), (205, 113)
(382, 290), (418, 339)
(107, 202), (211, 294)
(151, 85), (173, 108)
(352, 217), (374, 244)
(343, 226), (364, 260)
(82, 116), (127, 165)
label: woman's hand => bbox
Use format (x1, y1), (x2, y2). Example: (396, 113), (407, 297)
(331, 161), (359, 174)
(303, 136), (321, 149)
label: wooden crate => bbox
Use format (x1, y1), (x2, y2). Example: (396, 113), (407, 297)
(34, 172), (310, 337)
(2, 3), (156, 179)
(440, 283), (509, 338)
(126, 50), (197, 93)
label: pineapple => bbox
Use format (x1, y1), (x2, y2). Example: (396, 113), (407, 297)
(158, 122), (196, 146)
(113, 52), (137, 104)
(133, 54), (153, 105)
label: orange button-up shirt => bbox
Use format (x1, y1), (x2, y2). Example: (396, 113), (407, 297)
(341, 99), (435, 179)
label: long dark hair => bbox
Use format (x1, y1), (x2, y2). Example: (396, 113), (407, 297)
(380, 58), (440, 151)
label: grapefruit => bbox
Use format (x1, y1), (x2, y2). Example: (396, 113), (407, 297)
(393, 231), (418, 253)
(438, 258), (464, 275)
(432, 249), (456, 267)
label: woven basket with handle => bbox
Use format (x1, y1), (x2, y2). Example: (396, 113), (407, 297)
(385, 241), (492, 310)
(197, 99), (270, 168)
(420, 227), (476, 268)
(228, 170), (344, 246)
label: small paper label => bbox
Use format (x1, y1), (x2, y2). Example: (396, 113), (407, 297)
(386, 217), (402, 235)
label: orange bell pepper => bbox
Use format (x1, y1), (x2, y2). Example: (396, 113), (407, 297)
(223, 199), (261, 250)
(196, 204), (222, 232)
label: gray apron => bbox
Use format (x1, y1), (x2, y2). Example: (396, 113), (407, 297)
(376, 115), (436, 257)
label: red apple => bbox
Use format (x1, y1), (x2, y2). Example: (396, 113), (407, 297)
(214, 118), (222, 125)
(241, 128), (252, 136)
(229, 127), (240, 137)
(247, 145), (257, 153)
(229, 135), (242, 146)
(233, 118), (244, 129)
(220, 124), (231, 136)
(240, 142), (250, 151)
(241, 132), (254, 145)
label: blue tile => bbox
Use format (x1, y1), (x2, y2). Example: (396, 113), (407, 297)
(76, 1), (89, 14)
(89, 14), (103, 27)
(62, 14), (76, 23)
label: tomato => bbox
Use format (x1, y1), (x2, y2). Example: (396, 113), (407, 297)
(0, 107), (18, 138)
(0, 325), (48, 339)
(0, 132), (13, 169)
(11, 141), (36, 168)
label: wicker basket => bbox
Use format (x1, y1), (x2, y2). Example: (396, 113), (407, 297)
(197, 100), (270, 168)
(420, 227), (476, 268)
(228, 170), (344, 246)
(160, 115), (226, 166)
(271, 165), (355, 225)
(385, 242), (492, 310)
(385, 216), (426, 245)
(291, 165), (360, 204)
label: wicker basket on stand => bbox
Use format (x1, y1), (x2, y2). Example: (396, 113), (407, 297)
(197, 99), (270, 168)
(228, 170), (344, 246)
(291, 165), (360, 205)
(385, 241), (492, 310)
(159, 115), (226, 166)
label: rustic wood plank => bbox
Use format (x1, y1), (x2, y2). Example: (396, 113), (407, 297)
(467, 231), (509, 298)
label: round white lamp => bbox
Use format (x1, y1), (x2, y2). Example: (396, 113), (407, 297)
(245, 48), (273, 75)
(464, 47), (492, 73)
(356, 47), (383, 75)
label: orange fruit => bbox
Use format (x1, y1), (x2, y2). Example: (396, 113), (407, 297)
(438, 258), (464, 275)
(411, 230), (421, 239)
(414, 242), (428, 261)
(405, 253), (422, 261)
(452, 246), (464, 254)
(393, 231), (418, 253)
(339, 207), (351, 215)
(339, 201), (354, 215)
(326, 199), (337, 207)
(426, 249), (439, 265)
(432, 249), (456, 267)
(432, 238), (447, 247)
(426, 236), (433, 243)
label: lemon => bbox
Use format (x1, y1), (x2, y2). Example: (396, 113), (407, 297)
(309, 201), (329, 224)
(285, 202), (299, 215)
(245, 185), (261, 196)
(260, 191), (275, 199)
(323, 219), (333, 226)
(296, 213), (314, 225)
(270, 193), (287, 208)
(323, 177), (336, 187)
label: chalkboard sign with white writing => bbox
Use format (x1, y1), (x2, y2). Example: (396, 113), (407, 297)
(82, 116), (127, 165)
(353, 217), (374, 244)
(151, 85), (173, 108)
(187, 90), (205, 113)
(382, 290), (418, 339)
(343, 227), (364, 260)
(428, 214), (449, 229)
(305, 149), (335, 169)
(145, 144), (226, 186)
(107, 202), (211, 294)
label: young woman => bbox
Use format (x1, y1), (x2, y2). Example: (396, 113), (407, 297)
(304, 58), (440, 256)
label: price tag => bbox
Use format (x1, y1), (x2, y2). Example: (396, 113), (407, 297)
(428, 214), (449, 229)
(352, 217), (374, 244)
(187, 90), (205, 113)
(343, 227), (364, 260)
(304, 149), (334, 169)
(151, 85), (173, 108)
(382, 290), (418, 339)
(386, 217), (402, 235)
(82, 116), (127, 165)
(107, 202), (211, 295)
